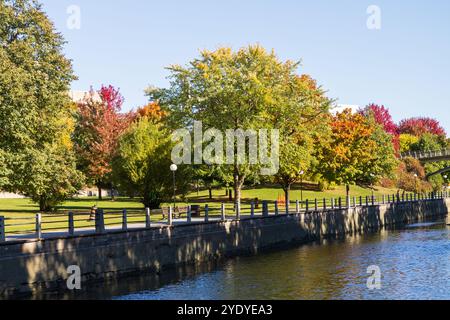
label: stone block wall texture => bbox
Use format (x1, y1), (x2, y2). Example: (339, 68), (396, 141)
(0, 198), (448, 298)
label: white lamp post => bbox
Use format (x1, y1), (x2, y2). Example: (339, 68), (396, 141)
(170, 164), (178, 208)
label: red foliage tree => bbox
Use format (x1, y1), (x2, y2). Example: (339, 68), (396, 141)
(398, 117), (446, 137)
(74, 85), (134, 199)
(360, 104), (400, 153)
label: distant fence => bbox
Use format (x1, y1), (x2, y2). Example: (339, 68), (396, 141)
(1, 192), (449, 243)
(401, 149), (450, 161)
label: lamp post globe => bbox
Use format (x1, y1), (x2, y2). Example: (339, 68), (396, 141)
(170, 164), (178, 172)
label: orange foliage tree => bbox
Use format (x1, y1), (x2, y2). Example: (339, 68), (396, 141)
(136, 102), (166, 122)
(316, 109), (397, 198)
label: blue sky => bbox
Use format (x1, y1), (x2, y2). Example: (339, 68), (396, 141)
(41, 0), (450, 133)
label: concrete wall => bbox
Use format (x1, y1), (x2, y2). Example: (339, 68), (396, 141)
(0, 198), (449, 298)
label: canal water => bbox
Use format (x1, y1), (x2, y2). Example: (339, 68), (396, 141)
(48, 219), (450, 300)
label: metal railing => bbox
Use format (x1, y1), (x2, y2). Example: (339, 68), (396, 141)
(0, 191), (448, 243)
(401, 149), (450, 160)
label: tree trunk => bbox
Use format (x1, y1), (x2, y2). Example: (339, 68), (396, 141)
(110, 183), (115, 201)
(39, 197), (46, 212)
(233, 172), (245, 210)
(284, 184), (291, 208)
(98, 185), (103, 201)
(209, 187), (213, 200)
(39, 196), (51, 212)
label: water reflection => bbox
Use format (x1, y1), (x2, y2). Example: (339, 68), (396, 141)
(39, 220), (450, 300)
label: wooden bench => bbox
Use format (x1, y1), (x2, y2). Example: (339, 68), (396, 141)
(162, 206), (189, 219)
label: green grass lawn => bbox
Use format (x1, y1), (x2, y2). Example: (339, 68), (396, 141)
(0, 184), (402, 235)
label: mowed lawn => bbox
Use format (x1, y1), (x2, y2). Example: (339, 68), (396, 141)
(0, 185), (400, 235)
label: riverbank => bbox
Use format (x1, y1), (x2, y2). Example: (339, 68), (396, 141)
(0, 197), (449, 299)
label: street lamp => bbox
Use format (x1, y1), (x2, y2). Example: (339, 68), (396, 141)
(170, 164), (178, 208)
(299, 170), (305, 208)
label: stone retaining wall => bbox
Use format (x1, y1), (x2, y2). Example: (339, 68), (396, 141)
(0, 198), (448, 298)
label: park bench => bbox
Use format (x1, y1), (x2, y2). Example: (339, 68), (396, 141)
(162, 206), (189, 219)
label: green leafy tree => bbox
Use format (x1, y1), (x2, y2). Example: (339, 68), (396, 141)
(148, 45), (330, 208)
(194, 165), (227, 200)
(0, 0), (82, 211)
(273, 75), (332, 205)
(113, 118), (191, 209)
(410, 133), (447, 152)
(399, 134), (419, 153)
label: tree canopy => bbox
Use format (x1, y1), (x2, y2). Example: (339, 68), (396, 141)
(0, 0), (81, 210)
(148, 45), (331, 208)
(316, 109), (398, 196)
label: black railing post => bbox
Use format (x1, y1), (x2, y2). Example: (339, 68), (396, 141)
(36, 213), (42, 240)
(68, 212), (74, 236)
(146, 208), (152, 228)
(221, 203), (226, 221)
(263, 201), (269, 217)
(95, 209), (105, 234)
(205, 205), (209, 223)
(122, 209), (128, 231)
(168, 207), (173, 226)
(0, 216), (5, 242)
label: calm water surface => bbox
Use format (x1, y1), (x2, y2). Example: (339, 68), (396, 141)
(56, 219), (450, 300)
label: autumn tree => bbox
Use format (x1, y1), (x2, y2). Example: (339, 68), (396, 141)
(396, 157), (431, 193)
(136, 102), (166, 122)
(148, 45), (331, 210)
(74, 85), (134, 199)
(360, 104), (399, 153)
(398, 117), (446, 137)
(0, 0), (82, 211)
(317, 109), (397, 200)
